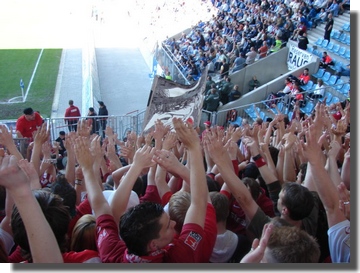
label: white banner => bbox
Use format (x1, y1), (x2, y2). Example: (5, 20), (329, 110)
(287, 44), (313, 70)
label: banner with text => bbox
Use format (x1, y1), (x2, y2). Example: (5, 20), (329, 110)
(287, 44), (313, 70)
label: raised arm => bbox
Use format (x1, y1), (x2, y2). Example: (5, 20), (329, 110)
(0, 156), (63, 263)
(0, 125), (23, 160)
(173, 117), (209, 228)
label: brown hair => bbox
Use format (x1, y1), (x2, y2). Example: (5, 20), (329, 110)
(70, 214), (97, 252)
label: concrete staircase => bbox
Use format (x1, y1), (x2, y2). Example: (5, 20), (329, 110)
(305, 11), (351, 100)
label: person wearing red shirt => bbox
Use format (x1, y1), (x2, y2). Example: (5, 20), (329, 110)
(15, 107), (43, 140)
(258, 41), (268, 59)
(298, 68), (311, 86)
(64, 100), (81, 132)
(319, 51), (334, 68)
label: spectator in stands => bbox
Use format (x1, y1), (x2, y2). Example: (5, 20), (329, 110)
(231, 52), (246, 73)
(55, 131), (66, 157)
(86, 107), (100, 135)
(338, 0), (350, 14)
(312, 8), (327, 27)
(308, 78), (326, 102)
(326, 0), (340, 17)
(228, 85), (242, 102)
(98, 101), (108, 139)
(248, 76), (261, 92)
(258, 41), (268, 59)
(290, 19), (307, 41)
(319, 51), (334, 68)
(276, 77), (293, 97)
(298, 68), (311, 86)
(335, 63), (350, 79)
(15, 107), (43, 141)
(297, 31), (309, 50)
(204, 88), (220, 112)
(269, 35), (282, 54)
(218, 77), (233, 105)
(219, 59), (230, 79)
(324, 13), (334, 42)
(64, 100), (81, 132)
(245, 47), (257, 66)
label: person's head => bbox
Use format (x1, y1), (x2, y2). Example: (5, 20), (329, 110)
(322, 51), (328, 57)
(89, 107), (95, 113)
(23, 107), (35, 121)
(168, 191), (191, 234)
(68, 100), (74, 106)
(209, 191), (230, 224)
(317, 78), (323, 86)
(70, 214), (97, 252)
(242, 177), (261, 201)
(303, 68), (309, 75)
(204, 121), (211, 128)
(262, 224), (320, 263)
(98, 101), (105, 107)
(59, 130), (66, 139)
(11, 189), (71, 261)
(120, 202), (176, 256)
(233, 84), (239, 91)
(277, 182), (314, 221)
(50, 174), (77, 218)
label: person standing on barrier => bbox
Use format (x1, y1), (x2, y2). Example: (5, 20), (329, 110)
(15, 107), (43, 141)
(98, 101), (108, 138)
(64, 100), (81, 132)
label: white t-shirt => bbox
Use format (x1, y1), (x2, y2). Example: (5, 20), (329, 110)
(327, 220), (350, 263)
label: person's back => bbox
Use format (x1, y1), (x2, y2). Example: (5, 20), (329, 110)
(64, 100), (81, 132)
(228, 85), (242, 102)
(205, 89), (220, 112)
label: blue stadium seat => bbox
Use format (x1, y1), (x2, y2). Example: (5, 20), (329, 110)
(320, 39), (329, 49)
(307, 47), (314, 54)
(312, 68), (325, 79)
(321, 92), (333, 104)
(331, 96), (340, 104)
(320, 71), (331, 83)
(315, 38), (324, 47)
(301, 80), (314, 91)
(330, 43), (340, 54)
(330, 60), (343, 71)
(334, 78), (344, 91)
(344, 49), (350, 60)
(345, 35), (350, 46)
(331, 30), (340, 40)
(324, 75), (338, 86)
(340, 83), (350, 95)
(337, 46), (346, 58)
(229, 116), (242, 127)
(342, 22), (350, 32)
(339, 32), (347, 44)
(300, 101), (315, 115)
(325, 41), (334, 52)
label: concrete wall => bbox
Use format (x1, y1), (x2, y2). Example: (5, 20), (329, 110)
(214, 46), (320, 126)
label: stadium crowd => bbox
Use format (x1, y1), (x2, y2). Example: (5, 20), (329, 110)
(0, 0), (350, 264)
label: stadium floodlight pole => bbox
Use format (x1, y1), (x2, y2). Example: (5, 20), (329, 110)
(20, 79), (25, 101)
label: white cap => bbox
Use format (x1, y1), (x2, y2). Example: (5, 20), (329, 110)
(92, 190), (140, 216)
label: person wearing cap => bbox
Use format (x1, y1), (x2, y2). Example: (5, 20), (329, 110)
(98, 101), (108, 138)
(201, 121), (211, 141)
(15, 107), (43, 140)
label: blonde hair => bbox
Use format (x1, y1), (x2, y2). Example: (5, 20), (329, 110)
(168, 191), (191, 234)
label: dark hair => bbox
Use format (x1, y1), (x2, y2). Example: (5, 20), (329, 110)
(50, 175), (77, 218)
(243, 177), (261, 200)
(59, 131), (66, 136)
(282, 182), (314, 221)
(120, 202), (164, 256)
(23, 107), (34, 115)
(209, 192), (230, 223)
(89, 107), (95, 112)
(11, 190), (71, 261)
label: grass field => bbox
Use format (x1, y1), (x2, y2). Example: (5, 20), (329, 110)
(0, 49), (62, 120)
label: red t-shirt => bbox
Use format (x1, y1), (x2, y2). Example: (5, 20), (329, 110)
(96, 204), (217, 263)
(64, 105), (81, 122)
(16, 112), (43, 139)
